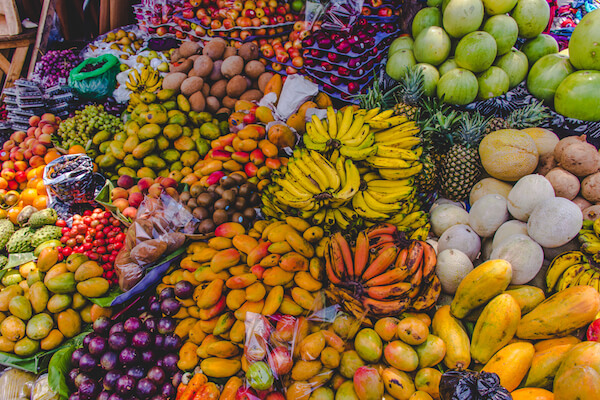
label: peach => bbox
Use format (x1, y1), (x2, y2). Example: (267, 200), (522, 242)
(148, 182), (163, 198)
(111, 187), (129, 200)
(1, 169), (15, 180)
(113, 198), (129, 212)
(27, 127), (36, 137)
(117, 175), (135, 189)
(3, 141), (15, 151)
(41, 124), (55, 135)
(28, 156), (44, 168)
(29, 116), (40, 126)
(160, 177), (177, 188)
(22, 150), (31, 160)
(14, 161), (27, 172)
(127, 185), (141, 194)
(3, 161), (14, 170)
(128, 192), (144, 208)
(14, 171), (27, 183)
(137, 177), (154, 192)
(32, 144), (47, 156)
(38, 133), (52, 146)
(122, 207), (137, 219)
(41, 113), (56, 124)
(11, 131), (26, 143)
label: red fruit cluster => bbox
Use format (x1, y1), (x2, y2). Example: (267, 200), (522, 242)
(57, 209), (126, 286)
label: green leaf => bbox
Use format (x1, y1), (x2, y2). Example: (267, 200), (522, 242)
(5, 252), (36, 270)
(146, 247), (186, 272)
(86, 285), (123, 307)
(95, 180), (131, 226)
(48, 331), (89, 400)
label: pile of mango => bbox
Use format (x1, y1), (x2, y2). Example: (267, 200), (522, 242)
(0, 250), (110, 356)
(95, 89), (229, 181)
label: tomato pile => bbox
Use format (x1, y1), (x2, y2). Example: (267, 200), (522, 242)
(57, 208), (126, 286)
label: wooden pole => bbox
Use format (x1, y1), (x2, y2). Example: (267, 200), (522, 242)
(27, 0), (51, 78)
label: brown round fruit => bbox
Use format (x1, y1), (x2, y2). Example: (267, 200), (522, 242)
(214, 198), (230, 209)
(213, 209), (228, 225)
(198, 219), (216, 233)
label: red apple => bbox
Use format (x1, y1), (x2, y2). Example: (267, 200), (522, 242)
(587, 319), (600, 341)
(268, 347), (293, 375)
(348, 81), (360, 93)
(14, 171), (27, 183)
(182, 8), (195, 18)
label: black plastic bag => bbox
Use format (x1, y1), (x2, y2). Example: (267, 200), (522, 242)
(440, 370), (512, 400)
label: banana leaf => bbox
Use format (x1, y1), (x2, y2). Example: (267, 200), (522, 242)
(48, 332), (89, 400)
(85, 285), (123, 308)
(0, 330), (89, 374)
(5, 252), (36, 269)
(95, 180), (131, 226)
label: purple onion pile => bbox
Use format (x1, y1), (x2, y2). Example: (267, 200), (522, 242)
(33, 49), (82, 88)
(68, 291), (183, 400)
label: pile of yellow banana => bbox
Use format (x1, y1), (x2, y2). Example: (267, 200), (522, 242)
(578, 219), (600, 255)
(546, 250), (600, 293)
(125, 66), (162, 93)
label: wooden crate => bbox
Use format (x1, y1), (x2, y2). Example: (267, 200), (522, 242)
(0, 0), (21, 36)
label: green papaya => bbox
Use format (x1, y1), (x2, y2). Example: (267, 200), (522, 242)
(132, 139), (157, 159)
(143, 155), (167, 170)
(47, 294), (72, 313)
(92, 130), (111, 145)
(26, 313), (53, 340)
(8, 296), (32, 320)
(29, 282), (49, 313)
(138, 123), (162, 140)
(46, 273), (76, 294)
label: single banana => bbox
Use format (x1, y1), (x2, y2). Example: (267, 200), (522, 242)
(362, 172), (381, 182)
(366, 156), (412, 169)
(340, 144), (378, 161)
(327, 107), (338, 139)
(305, 123), (329, 144)
(367, 186), (415, 203)
(295, 154), (328, 191)
(362, 191), (401, 213)
(336, 107), (355, 140)
(325, 208), (336, 226)
(363, 108), (380, 121)
(340, 118), (368, 146)
(379, 164), (423, 180)
(380, 137), (422, 150)
(370, 109), (395, 121)
(287, 163), (322, 195)
(335, 156), (347, 187)
(338, 206), (358, 221)
(367, 179), (414, 189)
(376, 145), (420, 161)
(352, 192), (389, 220)
(312, 208), (327, 225)
(334, 159), (360, 201)
(311, 115), (329, 139)
(303, 135), (328, 151)
(310, 151), (340, 191)
(333, 209), (351, 230)
(373, 123), (419, 142)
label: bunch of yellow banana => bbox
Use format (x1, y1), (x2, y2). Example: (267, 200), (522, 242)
(546, 250), (600, 293)
(578, 219), (600, 255)
(125, 66), (162, 93)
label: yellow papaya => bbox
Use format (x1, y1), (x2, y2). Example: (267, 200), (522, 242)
(525, 344), (574, 388)
(200, 358), (241, 378)
(504, 285), (545, 315)
(432, 305), (471, 369)
(482, 342), (535, 391)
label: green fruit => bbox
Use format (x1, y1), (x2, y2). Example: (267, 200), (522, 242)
(386, 50), (417, 81)
(29, 282), (49, 313)
(139, 123), (162, 140)
(168, 112), (187, 126)
(123, 135), (140, 153)
(340, 350), (365, 379)
(161, 149), (181, 163)
(246, 361), (274, 390)
(143, 155), (167, 170)
(389, 37), (414, 56)
(521, 34), (559, 66)
(511, 0), (550, 39)
(455, 31), (497, 73)
(77, 278), (110, 298)
(443, 0), (484, 38)
(163, 124), (184, 140)
(495, 48), (529, 88)
(477, 67), (510, 100)
(354, 328), (383, 363)
(132, 139), (157, 159)
(482, 0), (517, 15)
(123, 154), (142, 169)
(9, 296), (32, 320)
(199, 122), (221, 140)
(412, 7), (442, 39)
(555, 70), (600, 122)
(111, 141), (126, 160)
(416, 63), (440, 97)
(568, 9), (600, 70)
(2, 269), (23, 286)
(413, 26), (451, 66)
(46, 273), (77, 294)
(92, 130), (111, 145)
(14, 337), (39, 356)
(439, 58), (459, 75)
(99, 141), (111, 154)
(483, 15), (519, 56)
(437, 68), (478, 105)
(98, 154), (118, 169)
(157, 136), (170, 151)
(527, 53), (574, 106)
(47, 294), (73, 313)
(26, 313), (53, 340)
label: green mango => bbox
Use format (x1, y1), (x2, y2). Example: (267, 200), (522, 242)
(219, 120), (229, 136)
(200, 122), (221, 140)
(118, 167), (137, 177)
(109, 141), (126, 160)
(171, 161), (183, 171)
(196, 138), (210, 156)
(138, 124), (162, 140)
(168, 112), (187, 125)
(133, 103), (149, 114)
(157, 89), (176, 101)
(114, 131), (128, 142)
(97, 154), (118, 169)
(126, 121), (140, 136)
(27, 270), (44, 287)
(34, 240), (62, 257)
(191, 127), (201, 141)
(92, 130), (111, 145)
(181, 151), (200, 167)
(163, 124), (183, 140)
(123, 135), (140, 153)
(0, 285), (23, 312)
(14, 337), (39, 356)
(183, 126), (192, 137)
(137, 167), (156, 179)
(158, 169), (170, 177)
(161, 149), (180, 163)
(177, 94), (191, 112)
(123, 154), (142, 169)
(143, 155), (167, 170)
(146, 111), (168, 125)
(156, 136), (170, 151)
(28, 282), (49, 313)
(47, 294), (72, 313)
(46, 273), (76, 294)
(163, 100), (177, 111)
(9, 296), (32, 320)
(26, 313), (53, 340)
(132, 139), (157, 159)
(199, 112), (213, 123)
(2, 270), (23, 286)
(99, 141), (111, 154)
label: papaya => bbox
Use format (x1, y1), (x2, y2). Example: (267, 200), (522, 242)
(0, 336), (15, 352)
(26, 313), (53, 340)
(525, 344), (574, 388)
(471, 294), (521, 364)
(451, 259), (512, 318)
(504, 285), (546, 315)
(1, 316), (25, 341)
(510, 388), (554, 400)
(555, 341), (600, 381)
(534, 336), (580, 352)
(28, 282), (49, 313)
(132, 139), (157, 159)
(13, 337), (39, 356)
(46, 273), (76, 294)
(200, 358), (241, 378)
(74, 261), (103, 282)
(555, 367), (600, 400)
(517, 286), (600, 340)
(0, 285), (24, 312)
(482, 342), (535, 391)
(142, 154), (166, 170)
(44, 263), (67, 284)
(76, 276), (110, 299)
(432, 305), (471, 369)
(57, 309), (81, 338)
(41, 329), (64, 351)
(178, 341), (199, 371)
(123, 135), (140, 153)
(47, 294), (72, 313)
(8, 296), (32, 320)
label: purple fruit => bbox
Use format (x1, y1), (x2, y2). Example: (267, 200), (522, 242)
(88, 336), (107, 356)
(142, 349), (156, 363)
(154, 334), (165, 349)
(75, 373), (91, 389)
(132, 331), (152, 349)
(161, 383), (176, 398)
(157, 318), (176, 335)
(162, 353), (179, 373)
(103, 370), (122, 391)
(71, 348), (85, 368)
(159, 287), (174, 301)
(149, 300), (161, 315)
(124, 317), (142, 333)
(98, 391), (111, 400)
(144, 317), (157, 332)
(137, 378), (157, 397)
(108, 394), (124, 400)
(68, 369), (80, 386)
(100, 351), (118, 371)
(119, 347), (139, 365)
(160, 298), (181, 316)
(93, 317), (111, 336)
(172, 371), (183, 388)
(147, 366), (166, 385)
(78, 354), (97, 373)
(127, 365), (146, 380)
(69, 394), (81, 400)
(108, 332), (128, 351)
(317, 37), (332, 49)
(109, 322), (124, 336)
(163, 334), (181, 352)
(79, 379), (99, 400)
(83, 333), (96, 348)
(116, 375), (136, 396)
(174, 281), (194, 299)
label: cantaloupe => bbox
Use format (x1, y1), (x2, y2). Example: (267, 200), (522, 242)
(479, 130), (539, 181)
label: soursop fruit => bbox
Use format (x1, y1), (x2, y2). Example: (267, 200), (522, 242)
(31, 225), (63, 248)
(28, 208), (58, 228)
(0, 255), (7, 269)
(6, 227), (35, 253)
(0, 219), (15, 249)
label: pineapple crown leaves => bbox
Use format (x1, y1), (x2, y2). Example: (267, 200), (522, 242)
(390, 66), (426, 108)
(506, 99), (552, 129)
(421, 109), (462, 152)
(353, 71), (386, 110)
(455, 111), (493, 148)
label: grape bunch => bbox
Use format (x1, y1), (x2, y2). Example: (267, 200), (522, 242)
(33, 49), (82, 88)
(56, 104), (123, 150)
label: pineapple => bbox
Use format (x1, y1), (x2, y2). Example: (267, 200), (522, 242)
(439, 112), (491, 201)
(391, 67), (426, 120)
(415, 154), (437, 192)
(487, 100), (551, 133)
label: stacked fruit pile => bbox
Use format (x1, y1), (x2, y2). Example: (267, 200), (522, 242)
(1, 208), (62, 256)
(109, 175), (179, 220)
(259, 20), (319, 75)
(163, 40), (271, 115)
(386, 0), (552, 104)
(264, 107), (428, 236)
(0, 244), (114, 357)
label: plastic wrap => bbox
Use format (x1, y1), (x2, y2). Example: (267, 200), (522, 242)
(43, 154), (106, 219)
(440, 370), (512, 400)
(0, 368), (37, 400)
(115, 192), (198, 290)
(32, 374), (60, 400)
(68, 54), (121, 100)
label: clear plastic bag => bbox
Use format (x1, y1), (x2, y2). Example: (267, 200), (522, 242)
(318, 0), (365, 32)
(31, 374), (60, 400)
(0, 368), (37, 400)
(440, 370), (512, 400)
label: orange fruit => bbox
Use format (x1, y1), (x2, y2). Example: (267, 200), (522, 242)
(27, 178), (40, 189)
(0, 178), (7, 190)
(0, 209), (8, 219)
(7, 207), (21, 224)
(36, 180), (47, 195)
(68, 145), (86, 155)
(20, 188), (38, 206)
(44, 150), (61, 164)
(36, 165), (46, 179)
(511, 388), (553, 400)
(32, 195), (47, 209)
(26, 169), (37, 181)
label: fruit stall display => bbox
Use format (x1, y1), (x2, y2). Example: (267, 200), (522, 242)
(1, 2), (600, 400)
